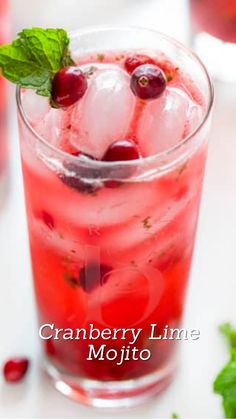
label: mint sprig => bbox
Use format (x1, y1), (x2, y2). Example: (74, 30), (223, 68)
(214, 323), (236, 418)
(220, 323), (236, 348)
(0, 28), (74, 97)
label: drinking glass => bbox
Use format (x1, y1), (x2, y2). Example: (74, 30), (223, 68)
(16, 26), (213, 407)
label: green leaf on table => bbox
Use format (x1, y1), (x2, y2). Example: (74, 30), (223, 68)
(214, 347), (236, 418)
(0, 27), (74, 97)
(219, 323), (236, 348)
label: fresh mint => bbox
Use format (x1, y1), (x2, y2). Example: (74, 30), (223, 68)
(219, 323), (236, 348)
(214, 349), (236, 418)
(214, 323), (236, 418)
(64, 272), (79, 289)
(0, 28), (74, 97)
(143, 216), (152, 230)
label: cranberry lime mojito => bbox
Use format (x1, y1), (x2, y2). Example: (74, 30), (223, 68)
(190, 0), (236, 43)
(0, 27), (213, 406)
(0, 0), (8, 199)
(190, 0), (236, 80)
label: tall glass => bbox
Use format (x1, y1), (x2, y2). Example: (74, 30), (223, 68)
(0, 0), (9, 203)
(17, 27), (213, 407)
(189, 0), (236, 81)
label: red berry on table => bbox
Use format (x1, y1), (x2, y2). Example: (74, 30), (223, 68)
(3, 358), (29, 383)
(52, 66), (87, 108)
(130, 64), (167, 100)
(102, 140), (140, 162)
(124, 54), (156, 74)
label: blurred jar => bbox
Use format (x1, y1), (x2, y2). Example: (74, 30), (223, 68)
(189, 0), (236, 81)
(0, 0), (9, 203)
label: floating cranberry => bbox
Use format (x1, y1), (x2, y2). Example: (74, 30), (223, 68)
(45, 339), (56, 357)
(3, 358), (29, 383)
(124, 54), (155, 74)
(59, 152), (100, 194)
(102, 140), (140, 162)
(52, 66), (87, 108)
(80, 263), (112, 293)
(130, 64), (167, 100)
(41, 211), (55, 230)
(104, 180), (122, 189)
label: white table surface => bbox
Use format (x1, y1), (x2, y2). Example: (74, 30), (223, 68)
(0, 1), (236, 418)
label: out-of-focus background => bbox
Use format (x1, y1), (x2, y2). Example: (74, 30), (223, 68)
(10, 0), (189, 41)
(0, 0), (236, 418)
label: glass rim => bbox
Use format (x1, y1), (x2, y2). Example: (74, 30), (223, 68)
(16, 24), (214, 170)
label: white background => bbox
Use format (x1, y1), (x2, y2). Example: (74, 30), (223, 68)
(0, 0), (236, 417)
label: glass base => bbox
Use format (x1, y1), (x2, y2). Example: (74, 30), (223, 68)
(44, 357), (177, 408)
(192, 31), (236, 82)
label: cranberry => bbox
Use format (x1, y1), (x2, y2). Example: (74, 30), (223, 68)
(3, 358), (29, 383)
(124, 54), (155, 74)
(45, 338), (56, 357)
(104, 180), (122, 189)
(102, 140), (140, 162)
(52, 66), (87, 108)
(80, 263), (112, 293)
(130, 64), (166, 100)
(59, 152), (100, 194)
(41, 211), (55, 230)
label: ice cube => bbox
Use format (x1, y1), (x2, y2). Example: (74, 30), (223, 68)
(90, 265), (165, 327)
(21, 89), (61, 147)
(21, 89), (50, 125)
(137, 87), (202, 156)
(35, 107), (61, 146)
(69, 68), (136, 158)
(101, 190), (190, 262)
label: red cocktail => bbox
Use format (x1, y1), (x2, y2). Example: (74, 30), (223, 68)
(190, 0), (236, 80)
(0, 0), (8, 200)
(17, 27), (213, 407)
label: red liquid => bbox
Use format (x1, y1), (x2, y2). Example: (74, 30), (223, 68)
(190, 0), (236, 43)
(20, 52), (207, 382)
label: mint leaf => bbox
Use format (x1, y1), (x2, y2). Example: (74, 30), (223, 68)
(64, 272), (79, 289)
(214, 349), (236, 418)
(223, 399), (236, 419)
(143, 216), (152, 230)
(214, 324), (236, 418)
(0, 28), (74, 97)
(220, 323), (236, 348)
(171, 414), (179, 419)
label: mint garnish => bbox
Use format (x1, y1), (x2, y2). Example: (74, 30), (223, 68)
(214, 323), (236, 418)
(0, 28), (74, 98)
(214, 349), (236, 418)
(219, 323), (236, 348)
